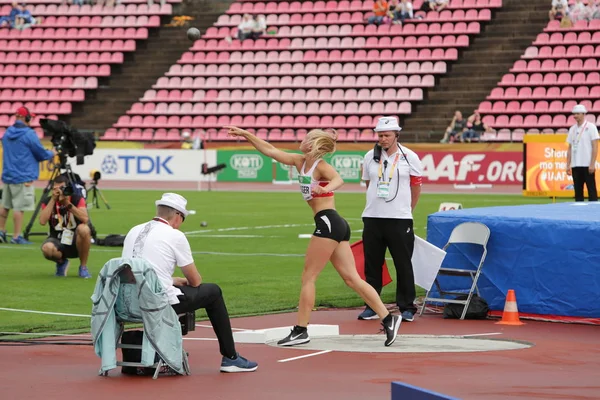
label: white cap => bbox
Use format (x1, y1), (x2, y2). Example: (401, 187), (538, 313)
(155, 193), (190, 217)
(572, 104), (588, 114)
(181, 131), (191, 138)
(374, 116), (402, 132)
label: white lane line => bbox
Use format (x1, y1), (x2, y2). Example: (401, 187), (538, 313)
(461, 332), (502, 337)
(185, 223), (314, 235)
(0, 307), (90, 318)
(0, 331), (91, 337)
(0, 246), (306, 257)
(277, 350), (332, 363)
(186, 235), (282, 238)
(194, 251), (305, 257)
(195, 324), (247, 331)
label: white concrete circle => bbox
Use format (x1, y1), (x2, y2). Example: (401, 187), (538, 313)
(267, 334), (533, 353)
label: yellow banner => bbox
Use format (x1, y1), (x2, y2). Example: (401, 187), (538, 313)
(523, 134), (599, 197)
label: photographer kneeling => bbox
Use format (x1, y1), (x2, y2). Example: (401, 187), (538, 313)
(39, 175), (92, 278)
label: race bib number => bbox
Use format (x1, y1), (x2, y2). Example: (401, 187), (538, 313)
(377, 181), (391, 198)
(61, 229), (74, 246)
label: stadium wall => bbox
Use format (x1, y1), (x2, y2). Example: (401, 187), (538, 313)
(0, 141), (521, 187)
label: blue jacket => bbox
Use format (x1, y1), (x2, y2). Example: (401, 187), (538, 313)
(1, 121), (54, 184)
(91, 257), (184, 375)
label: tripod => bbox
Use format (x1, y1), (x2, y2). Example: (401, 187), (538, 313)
(23, 158), (97, 241)
(87, 179), (111, 210)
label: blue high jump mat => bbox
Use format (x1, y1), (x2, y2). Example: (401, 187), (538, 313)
(426, 202), (600, 319)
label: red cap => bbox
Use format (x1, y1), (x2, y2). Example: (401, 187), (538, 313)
(15, 106), (35, 118)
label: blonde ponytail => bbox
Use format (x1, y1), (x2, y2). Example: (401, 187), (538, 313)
(305, 129), (337, 160)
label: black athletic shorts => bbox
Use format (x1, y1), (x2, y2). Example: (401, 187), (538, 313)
(313, 209), (351, 243)
(43, 236), (79, 259)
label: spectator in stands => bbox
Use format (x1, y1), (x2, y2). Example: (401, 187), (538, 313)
(592, 0), (600, 19)
(569, 0), (590, 22)
(393, 0), (414, 23)
(463, 110), (491, 143)
(0, 107), (56, 245)
(0, 3), (21, 29)
(420, 0), (448, 12)
(237, 13), (255, 41)
(251, 14), (267, 39)
(367, 0), (389, 25)
(13, 3), (37, 30)
(440, 110), (468, 143)
(549, 0), (568, 21)
(567, 104), (599, 202)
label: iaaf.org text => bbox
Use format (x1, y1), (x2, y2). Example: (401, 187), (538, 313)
(416, 151), (523, 185)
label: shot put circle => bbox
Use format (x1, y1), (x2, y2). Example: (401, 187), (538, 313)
(267, 334), (533, 353)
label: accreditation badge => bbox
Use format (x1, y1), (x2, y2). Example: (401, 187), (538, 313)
(61, 229), (74, 246)
(377, 181), (391, 198)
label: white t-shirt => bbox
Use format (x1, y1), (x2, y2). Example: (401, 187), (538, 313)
(361, 144), (423, 219)
(122, 218), (195, 305)
(552, 0), (567, 9)
(566, 121), (600, 168)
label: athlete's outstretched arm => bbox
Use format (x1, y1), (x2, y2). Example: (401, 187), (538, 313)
(225, 126), (302, 166)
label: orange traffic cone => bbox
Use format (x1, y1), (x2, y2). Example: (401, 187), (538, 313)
(495, 289), (525, 325)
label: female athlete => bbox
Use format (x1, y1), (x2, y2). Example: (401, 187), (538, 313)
(225, 126), (401, 347)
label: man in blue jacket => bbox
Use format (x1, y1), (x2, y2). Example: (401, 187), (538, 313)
(0, 107), (55, 244)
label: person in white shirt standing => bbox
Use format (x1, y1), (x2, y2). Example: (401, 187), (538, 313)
(357, 116), (423, 322)
(121, 193), (258, 373)
(566, 104), (599, 202)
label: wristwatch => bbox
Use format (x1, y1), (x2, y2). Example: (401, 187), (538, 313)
(67, 203), (73, 210)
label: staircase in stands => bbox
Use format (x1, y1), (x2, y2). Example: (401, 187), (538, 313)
(68, 0), (235, 131)
(401, 0), (550, 141)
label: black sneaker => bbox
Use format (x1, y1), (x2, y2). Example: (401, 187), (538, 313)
(277, 326), (310, 346)
(382, 314), (402, 347)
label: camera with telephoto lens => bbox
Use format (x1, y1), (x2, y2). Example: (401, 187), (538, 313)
(41, 118), (96, 165)
(59, 184), (74, 197)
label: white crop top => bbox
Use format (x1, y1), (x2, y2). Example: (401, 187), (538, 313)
(298, 159), (334, 201)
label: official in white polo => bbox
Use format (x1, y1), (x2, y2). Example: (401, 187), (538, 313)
(357, 116), (423, 322)
(567, 104), (599, 202)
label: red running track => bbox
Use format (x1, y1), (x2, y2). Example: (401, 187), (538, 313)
(1, 309), (598, 400)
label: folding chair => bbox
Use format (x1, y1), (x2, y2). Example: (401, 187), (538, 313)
(419, 222), (490, 320)
(101, 265), (194, 379)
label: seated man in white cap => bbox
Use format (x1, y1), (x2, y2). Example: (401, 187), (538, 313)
(567, 104), (599, 202)
(121, 193), (258, 373)
(358, 116), (424, 322)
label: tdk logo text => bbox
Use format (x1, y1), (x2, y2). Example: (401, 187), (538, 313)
(101, 155), (173, 175)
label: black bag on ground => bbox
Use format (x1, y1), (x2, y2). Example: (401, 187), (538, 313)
(95, 234), (126, 247)
(443, 294), (490, 319)
(120, 330), (159, 376)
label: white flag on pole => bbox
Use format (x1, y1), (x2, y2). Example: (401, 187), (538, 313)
(411, 235), (446, 291)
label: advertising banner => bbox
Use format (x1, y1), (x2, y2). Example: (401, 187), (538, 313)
(523, 134), (599, 197)
(64, 149), (217, 182)
(415, 150), (523, 185)
(216, 151), (273, 182)
(216, 149), (524, 185)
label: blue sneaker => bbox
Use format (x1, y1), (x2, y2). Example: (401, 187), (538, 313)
(10, 236), (32, 245)
(78, 265), (92, 279)
(401, 311), (415, 322)
(56, 259), (70, 277)
(0, 231), (6, 243)
(358, 306), (379, 320)
(220, 353), (258, 373)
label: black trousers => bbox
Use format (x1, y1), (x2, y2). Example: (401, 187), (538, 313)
(171, 283), (237, 359)
(362, 217), (417, 314)
(572, 167), (598, 202)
